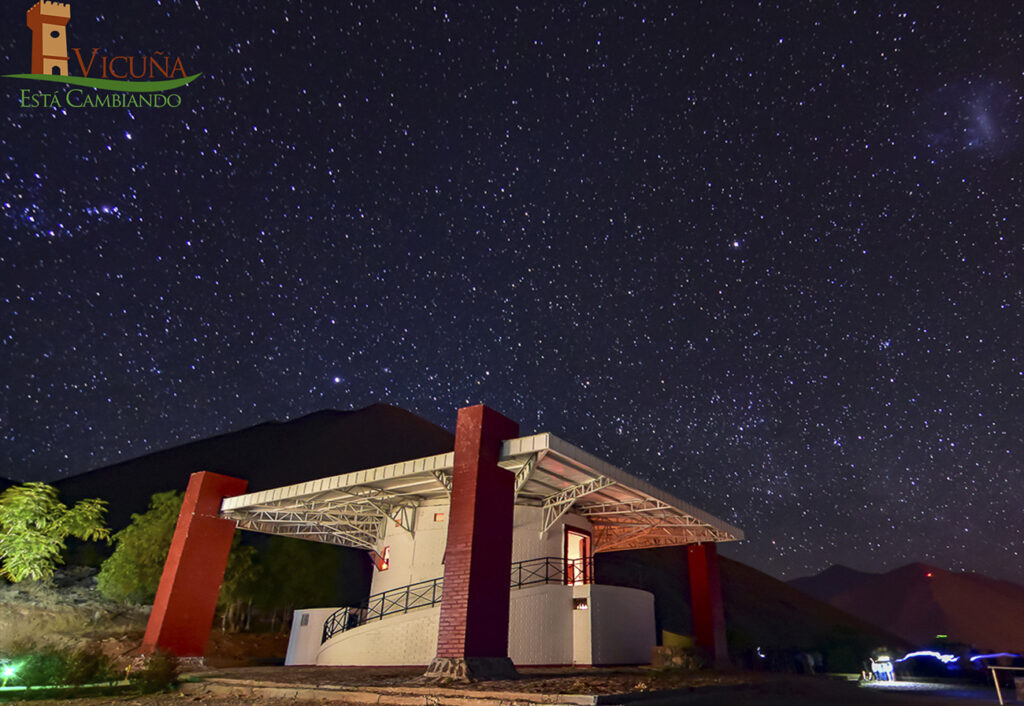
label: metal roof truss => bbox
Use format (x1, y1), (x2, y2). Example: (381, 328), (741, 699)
(219, 432), (743, 554)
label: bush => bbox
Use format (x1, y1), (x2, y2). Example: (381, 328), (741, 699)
(97, 491), (182, 603)
(66, 645), (119, 686)
(2, 642), (122, 688)
(13, 643), (69, 684)
(129, 650), (178, 693)
(0, 483), (110, 583)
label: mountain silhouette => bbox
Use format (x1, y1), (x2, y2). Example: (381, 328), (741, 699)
(790, 563), (1024, 652)
(598, 548), (907, 670)
(53, 403), (455, 529)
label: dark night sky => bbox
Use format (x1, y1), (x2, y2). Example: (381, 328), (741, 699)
(1, 2), (1022, 585)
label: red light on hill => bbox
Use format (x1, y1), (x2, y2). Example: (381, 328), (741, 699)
(926, 572), (933, 578)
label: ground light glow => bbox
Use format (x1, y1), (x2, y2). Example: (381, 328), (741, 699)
(1, 662), (18, 687)
(969, 653), (1020, 662)
(896, 650), (960, 664)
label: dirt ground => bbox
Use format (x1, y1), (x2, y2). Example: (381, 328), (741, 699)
(1, 574), (1013, 705)
(3, 669), (1011, 706)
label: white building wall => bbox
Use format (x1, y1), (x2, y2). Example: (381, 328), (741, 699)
(285, 608), (341, 665)
(508, 584), (574, 665)
(369, 502), (448, 595)
(304, 501), (650, 668)
(511, 506), (593, 562)
(317, 606), (441, 666)
(311, 583), (654, 667)
(588, 584), (656, 665)
(572, 585), (593, 665)
(368, 503), (594, 595)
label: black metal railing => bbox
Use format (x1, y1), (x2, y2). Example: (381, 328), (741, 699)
(321, 575), (444, 644)
(321, 555), (595, 643)
(512, 555), (594, 589)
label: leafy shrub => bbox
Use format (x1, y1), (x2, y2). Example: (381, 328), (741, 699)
(0, 483), (109, 582)
(10, 645), (70, 687)
(2, 642), (122, 688)
(129, 650), (178, 693)
(66, 645), (119, 686)
(97, 491), (182, 603)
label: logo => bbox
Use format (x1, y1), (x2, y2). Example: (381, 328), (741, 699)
(4, 1), (201, 109)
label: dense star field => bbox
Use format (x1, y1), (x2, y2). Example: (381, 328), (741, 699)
(1, 2), (1021, 585)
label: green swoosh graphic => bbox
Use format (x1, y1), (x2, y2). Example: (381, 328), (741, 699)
(2, 73), (201, 92)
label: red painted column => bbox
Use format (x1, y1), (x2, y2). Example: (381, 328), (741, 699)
(687, 542), (728, 668)
(141, 471), (248, 657)
(427, 405), (519, 680)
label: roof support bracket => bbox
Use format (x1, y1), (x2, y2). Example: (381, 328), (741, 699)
(514, 452), (543, 500)
(540, 476), (613, 535)
(432, 469), (452, 496)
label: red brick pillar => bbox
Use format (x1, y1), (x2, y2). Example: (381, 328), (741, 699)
(687, 542), (728, 668)
(425, 405), (519, 681)
(140, 471), (248, 657)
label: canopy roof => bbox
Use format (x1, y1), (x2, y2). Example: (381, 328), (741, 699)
(220, 432), (743, 553)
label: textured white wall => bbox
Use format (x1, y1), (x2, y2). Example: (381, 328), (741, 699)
(589, 584), (656, 665)
(369, 502), (448, 595)
(368, 503), (594, 595)
(511, 506), (593, 562)
(508, 584), (574, 664)
(312, 583), (655, 667)
(315, 586), (577, 666)
(572, 585), (593, 665)
(285, 608), (343, 665)
(307, 501), (649, 668)
(317, 605), (441, 666)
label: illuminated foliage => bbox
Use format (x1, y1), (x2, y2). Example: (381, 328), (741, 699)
(97, 490), (255, 608)
(96, 491), (182, 603)
(0, 482), (110, 582)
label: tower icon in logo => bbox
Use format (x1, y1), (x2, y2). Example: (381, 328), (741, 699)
(26, 1), (71, 76)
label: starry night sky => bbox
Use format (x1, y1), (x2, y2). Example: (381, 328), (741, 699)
(2, 2), (1022, 585)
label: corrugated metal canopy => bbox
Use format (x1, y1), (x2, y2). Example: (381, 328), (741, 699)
(219, 432), (743, 553)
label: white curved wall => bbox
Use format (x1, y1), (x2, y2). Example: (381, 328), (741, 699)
(588, 584), (656, 665)
(509, 584), (574, 664)
(308, 583), (654, 667)
(317, 605), (441, 667)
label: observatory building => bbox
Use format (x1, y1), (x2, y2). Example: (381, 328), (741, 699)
(141, 405), (743, 679)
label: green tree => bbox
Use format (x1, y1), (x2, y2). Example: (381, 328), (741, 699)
(0, 482), (110, 582)
(96, 490), (182, 603)
(218, 538), (259, 631)
(97, 491), (259, 614)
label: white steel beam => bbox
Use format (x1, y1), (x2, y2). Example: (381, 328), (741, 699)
(540, 476), (614, 534)
(514, 452), (542, 500)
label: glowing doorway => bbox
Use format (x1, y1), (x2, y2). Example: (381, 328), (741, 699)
(564, 527), (592, 586)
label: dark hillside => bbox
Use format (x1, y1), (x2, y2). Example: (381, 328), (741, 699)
(54, 403), (454, 529)
(790, 563), (1024, 652)
(597, 548), (907, 671)
(788, 564), (874, 602)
